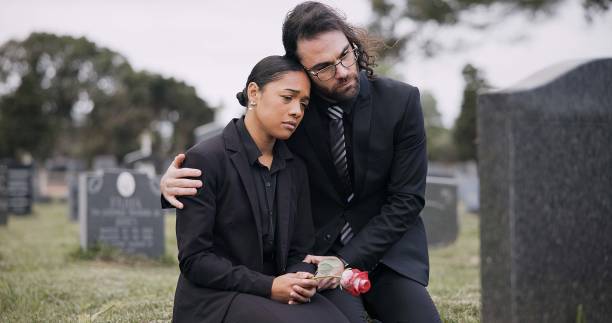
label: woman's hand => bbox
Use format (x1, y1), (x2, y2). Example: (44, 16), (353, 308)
(160, 154), (203, 209)
(271, 272), (317, 304)
(303, 255), (345, 291)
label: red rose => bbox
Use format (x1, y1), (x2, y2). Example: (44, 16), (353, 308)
(340, 268), (371, 296)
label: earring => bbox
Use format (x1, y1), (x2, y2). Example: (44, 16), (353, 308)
(249, 101), (256, 107)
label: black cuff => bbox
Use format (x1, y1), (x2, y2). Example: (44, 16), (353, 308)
(160, 194), (175, 209)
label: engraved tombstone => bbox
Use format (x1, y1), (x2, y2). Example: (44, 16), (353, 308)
(479, 58), (612, 323)
(7, 162), (33, 215)
(79, 170), (164, 257)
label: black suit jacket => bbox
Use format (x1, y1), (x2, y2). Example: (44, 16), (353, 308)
(286, 72), (429, 285)
(173, 119), (315, 323)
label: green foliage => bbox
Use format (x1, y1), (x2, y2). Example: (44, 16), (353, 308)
(453, 64), (489, 161)
(0, 76), (53, 158)
(0, 33), (214, 163)
(367, 0), (611, 60)
(421, 90), (456, 161)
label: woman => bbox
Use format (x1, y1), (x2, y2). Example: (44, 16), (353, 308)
(172, 55), (349, 323)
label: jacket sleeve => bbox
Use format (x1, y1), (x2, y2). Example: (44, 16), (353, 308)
(337, 86), (427, 271)
(160, 195), (173, 209)
(176, 150), (274, 297)
(285, 161), (317, 274)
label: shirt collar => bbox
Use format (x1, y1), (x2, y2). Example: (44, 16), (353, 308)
(235, 117), (293, 166)
(332, 94), (357, 117)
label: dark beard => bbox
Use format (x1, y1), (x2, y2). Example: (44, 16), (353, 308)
(316, 75), (360, 103)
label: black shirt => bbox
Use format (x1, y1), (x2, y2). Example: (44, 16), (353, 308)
(235, 117), (291, 266)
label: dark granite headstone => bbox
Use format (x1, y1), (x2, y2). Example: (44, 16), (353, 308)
(422, 176), (458, 247)
(7, 162), (33, 215)
(0, 162), (8, 225)
(79, 169), (164, 258)
(478, 58), (612, 323)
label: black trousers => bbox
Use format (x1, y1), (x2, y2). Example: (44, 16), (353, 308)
(320, 264), (441, 323)
(223, 292), (350, 323)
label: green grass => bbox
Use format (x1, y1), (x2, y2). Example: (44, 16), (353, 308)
(0, 202), (480, 322)
(429, 209), (481, 323)
(0, 202), (179, 322)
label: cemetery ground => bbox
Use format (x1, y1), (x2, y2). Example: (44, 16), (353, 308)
(0, 202), (480, 322)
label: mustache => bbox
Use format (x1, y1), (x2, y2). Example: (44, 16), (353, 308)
(334, 74), (358, 90)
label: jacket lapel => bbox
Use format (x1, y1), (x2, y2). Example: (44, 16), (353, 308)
(352, 72), (373, 198)
(303, 101), (346, 204)
(224, 121), (264, 258)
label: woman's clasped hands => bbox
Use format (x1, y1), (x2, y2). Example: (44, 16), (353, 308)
(271, 272), (318, 305)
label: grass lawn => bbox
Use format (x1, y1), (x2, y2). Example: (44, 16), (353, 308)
(0, 202), (480, 322)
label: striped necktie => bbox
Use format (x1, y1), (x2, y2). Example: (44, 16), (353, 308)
(328, 105), (354, 244)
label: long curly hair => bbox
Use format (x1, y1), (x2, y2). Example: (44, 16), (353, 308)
(282, 1), (380, 80)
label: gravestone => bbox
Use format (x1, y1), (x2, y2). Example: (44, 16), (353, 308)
(422, 176), (458, 247)
(478, 58), (612, 323)
(79, 169), (164, 257)
(68, 173), (79, 221)
(0, 162), (8, 225)
(7, 162), (33, 215)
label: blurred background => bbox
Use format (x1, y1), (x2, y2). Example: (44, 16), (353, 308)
(1, 0), (610, 175)
(0, 1), (610, 321)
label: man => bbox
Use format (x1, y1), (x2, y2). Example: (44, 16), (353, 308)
(162, 2), (440, 322)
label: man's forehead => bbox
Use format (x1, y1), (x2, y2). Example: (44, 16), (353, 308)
(296, 30), (350, 66)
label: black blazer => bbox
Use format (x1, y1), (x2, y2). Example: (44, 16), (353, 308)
(287, 72), (429, 285)
(173, 119), (315, 323)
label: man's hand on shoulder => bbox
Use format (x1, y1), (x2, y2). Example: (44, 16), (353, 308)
(160, 153), (203, 209)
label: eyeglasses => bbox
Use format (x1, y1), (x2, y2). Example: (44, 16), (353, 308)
(306, 45), (359, 82)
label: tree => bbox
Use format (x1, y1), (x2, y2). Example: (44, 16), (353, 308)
(0, 75), (53, 159)
(453, 63), (489, 161)
(368, 0), (611, 61)
(0, 33), (214, 164)
(421, 90), (455, 161)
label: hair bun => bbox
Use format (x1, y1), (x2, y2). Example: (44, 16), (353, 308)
(236, 91), (248, 107)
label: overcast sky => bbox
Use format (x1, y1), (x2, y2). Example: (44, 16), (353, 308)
(1, 0), (611, 127)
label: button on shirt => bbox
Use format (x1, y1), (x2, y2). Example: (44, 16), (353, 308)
(236, 118), (291, 263)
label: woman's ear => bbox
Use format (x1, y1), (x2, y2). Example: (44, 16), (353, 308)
(247, 82), (260, 108)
